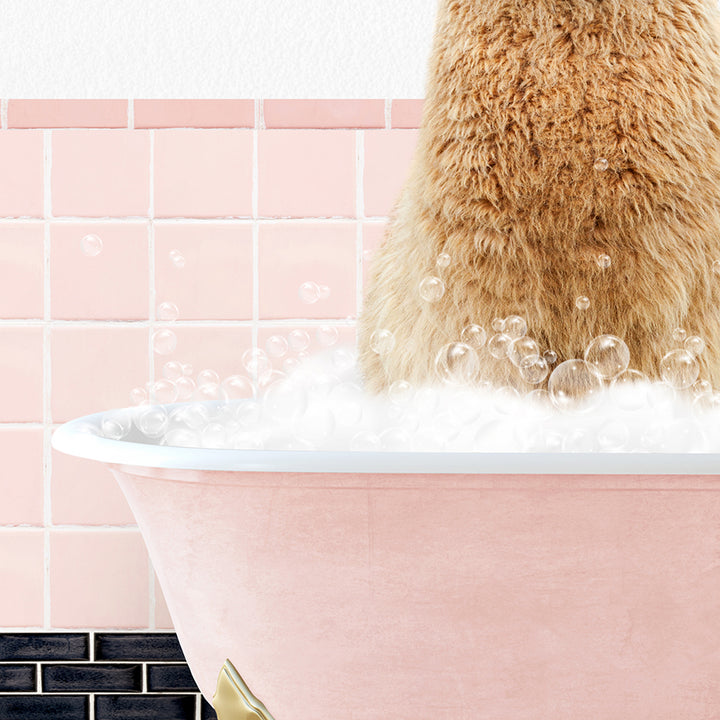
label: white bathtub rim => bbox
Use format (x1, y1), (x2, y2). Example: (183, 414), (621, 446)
(51, 407), (720, 475)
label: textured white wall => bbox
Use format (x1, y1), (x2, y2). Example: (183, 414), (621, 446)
(0, 0), (438, 97)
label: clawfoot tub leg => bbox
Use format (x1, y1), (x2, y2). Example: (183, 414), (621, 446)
(212, 660), (276, 720)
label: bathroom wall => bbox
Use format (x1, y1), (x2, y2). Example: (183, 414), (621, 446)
(0, 98), (422, 631)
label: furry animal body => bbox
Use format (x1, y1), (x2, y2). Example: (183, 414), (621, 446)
(358, 0), (720, 392)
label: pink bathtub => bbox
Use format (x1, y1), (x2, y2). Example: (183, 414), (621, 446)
(53, 410), (720, 719)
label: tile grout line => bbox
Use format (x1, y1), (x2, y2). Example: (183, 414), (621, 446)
(127, 99), (134, 130)
(251, 99), (261, 353)
(0, 216), (389, 224)
(384, 98), (392, 129)
(149, 129), (156, 411)
(0, 99), (8, 129)
(355, 130), (364, 320)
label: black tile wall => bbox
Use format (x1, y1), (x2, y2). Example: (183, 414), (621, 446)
(0, 633), (212, 718)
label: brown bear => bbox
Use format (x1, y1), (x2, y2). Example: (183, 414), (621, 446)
(358, 0), (720, 393)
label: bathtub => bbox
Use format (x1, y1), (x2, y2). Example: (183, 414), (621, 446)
(53, 406), (720, 720)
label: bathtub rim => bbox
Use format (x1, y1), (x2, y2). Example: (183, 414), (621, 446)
(52, 406), (720, 475)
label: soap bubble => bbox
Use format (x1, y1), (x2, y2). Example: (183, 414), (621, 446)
(684, 335), (705, 357)
(436, 252), (451, 268)
(263, 379), (308, 421)
(461, 324), (487, 349)
(508, 337), (540, 367)
(162, 361), (184, 382)
(575, 296), (591, 311)
(173, 403), (210, 430)
(182, 363), (193, 376)
(157, 302), (179, 321)
(332, 346), (357, 373)
(135, 406), (169, 438)
(129, 387), (148, 406)
(491, 317), (505, 332)
(543, 350), (558, 365)
(487, 333), (512, 359)
(548, 360), (603, 412)
(152, 329), (177, 355)
(317, 284), (331, 300)
(596, 254), (611, 269)
(221, 374), (255, 400)
(435, 342), (479, 385)
(288, 329), (311, 352)
(672, 327), (687, 344)
(316, 326), (339, 347)
(584, 335), (630, 380)
(175, 376), (195, 401)
(266, 335), (289, 358)
(388, 380), (414, 405)
(562, 428), (595, 452)
(150, 379), (178, 404)
(380, 427), (413, 450)
(163, 429), (200, 448)
(693, 379), (713, 397)
(169, 249), (186, 268)
(200, 423), (226, 449)
(242, 348), (271, 380)
(101, 410), (132, 440)
(351, 431), (382, 451)
(194, 383), (228, 403)
(299, 281), (321, 304)
(594, 157), (609, 171)
(81, 233), (103, 257)
(712, 260), (720, 275)
(257, 369), (286, 393)
(660, 349), (699, 389)
(504, 315), (527, 339)
(370, 329), (396, 356)
(419, 276), (445, 302)
(519, 355), (550, 384)
(197, 369), (220, 387)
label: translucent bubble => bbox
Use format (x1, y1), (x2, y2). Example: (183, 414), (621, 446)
(660, 349), (699, 389)
(164, 428), (199, 448)
(152, 329), (177, 355)
(169, 249), (186, 269)
(460, 324), (487, 350)
(162, 361), (183, 382)
(380, 427), (413, 451)
(135, 406), (169, 437)
(150, 379), (178, 404)
(81, 233), (103, 257)
(543, 350), (558, 365)
(584, 335), (630, 380)
(316, 326), (339, 347)
(257, 369), (286, 393)
(283, 356), (302, 373)
(129, 386), (148, 406)
(492, 386), (520, 414)
(491, 317), (505, 332)
(332, 346), (357, 373)
(598, 421), (629, 451)
(388, 380), (414, 405)
(487, 333), (512, 359)
(712, 260), (720, 275)
(693, 379), (713, 397)
(222, 374), (255, 400)
(231, 431), (264, 450)
(419, 276), (445, 302)
(288, 329), (311, 352)
(519, 355), (549, 384)
(266, 335), (289, 358)
(317, 284), (331, 300)
(684, 335), (705, 357)
(175, 376), (195, 401)
(241, 348), (272, 380)
(299, 281), (320, 304)
(101, 410), (132, 440)
(370, 329), (396, 356)
(508, 336), (540, 367)
(548, 359), (603, 412)
(157, 302), (179, 321)
(693, 391), (720, 413)
(436, 252), (451, 268)
(594, 157), (609, 171)
(197, 369), (220, 387)
(173, 403), (210, 430)
(351, 431), (382, 451)
(201, 423), (227, 449)
(234, 400), (261, 429)
(672, 327), (687, 344)
(563, 428), (595, 453)
(435, 342), (479, 385)
(575, 296), (591, 311)
(263, 379), (308, 421)
(596, 253), (611, 269)
(504, 315), (527, 339)
(194, 383), (228, 403)
(182, 362), (193, 376)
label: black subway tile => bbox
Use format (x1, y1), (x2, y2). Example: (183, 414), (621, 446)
(147, 663), (198, 692)
(0, 633), (89, 661)
(95, 694), (196, 720)
(42, 664), (142, 693)
(94, 633), (184, 661)
(0, 664), (36, 691)
(0, 695), (88, 720)
(201, 697), (219, 719)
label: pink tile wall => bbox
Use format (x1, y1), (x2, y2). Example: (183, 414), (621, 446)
(0, 99), (419, 631)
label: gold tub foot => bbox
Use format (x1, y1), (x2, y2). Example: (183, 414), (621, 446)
(213, 659), (276, 720)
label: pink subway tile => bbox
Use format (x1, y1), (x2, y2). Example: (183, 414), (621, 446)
(0, 429), (44, 526)
(51, 450), (135, 526)
(258, 223), (356, 320)
(51, 326), (149, 422)
(0, 224), (44, 318)
(362, 222), (388, 289)
(0, 530), (44, 626)
(8, 100), (128, 129)
(154, 575), (174, 629)
(258, 325), (357, 373)
(363, 129), (419, 217)
(0, 327), (43, 422)
(52, 130), (150, 217)
(391, 99), (425, 128)
(153, 326), (253, 386)
(51, 530), (149, 628)
(154, 130), (253, 218)
(134, 100), (254, 128)
(258, 130), (355, 217)
(51, 223), (149, 320)
(154, 224), (252, 320)
(0, 131), (44, 217)
(264, 100), (385, 129)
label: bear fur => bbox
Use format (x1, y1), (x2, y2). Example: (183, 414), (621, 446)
(358, 0), (720, 392)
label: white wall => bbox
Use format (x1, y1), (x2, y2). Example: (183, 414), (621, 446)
(0, 0), (438, 97)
